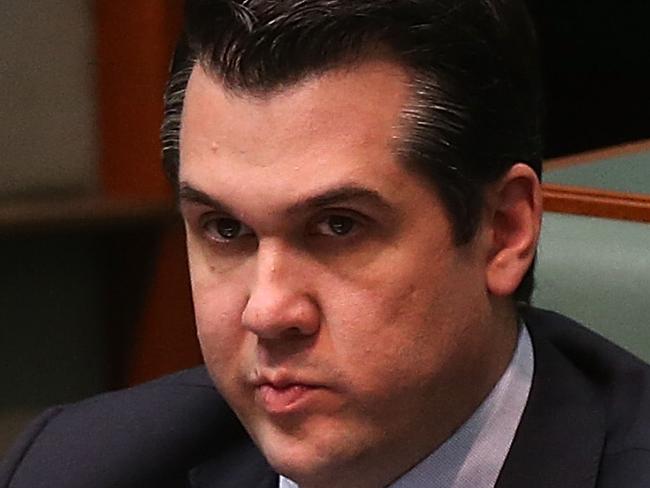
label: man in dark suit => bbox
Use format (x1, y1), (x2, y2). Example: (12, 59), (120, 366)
(3, 1), (650, 487)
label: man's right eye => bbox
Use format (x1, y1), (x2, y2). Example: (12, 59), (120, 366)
(202, 217), (253, 242)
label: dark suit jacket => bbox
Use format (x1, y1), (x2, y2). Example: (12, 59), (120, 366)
(3, 308), (650, 487)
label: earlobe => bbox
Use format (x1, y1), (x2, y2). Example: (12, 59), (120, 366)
(485, 163), (542, 297)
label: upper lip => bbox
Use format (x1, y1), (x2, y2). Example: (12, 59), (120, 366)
(250, 371), (322, 389)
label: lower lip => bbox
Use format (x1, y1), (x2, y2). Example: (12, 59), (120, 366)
(256, 384), (319, 414)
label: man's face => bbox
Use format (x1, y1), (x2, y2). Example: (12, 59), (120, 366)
(180, 60), (511, 487)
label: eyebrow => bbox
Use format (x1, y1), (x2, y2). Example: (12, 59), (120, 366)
(178, 184), (233, 214)
(178, 182), (394, 217)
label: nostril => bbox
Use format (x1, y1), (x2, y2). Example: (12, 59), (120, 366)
(287, 326), (306, 337)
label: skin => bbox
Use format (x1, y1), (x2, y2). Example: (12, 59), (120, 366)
(179, 59), (541, 488)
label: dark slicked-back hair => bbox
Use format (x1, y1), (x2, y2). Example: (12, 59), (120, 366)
(162, 0), (543, 303)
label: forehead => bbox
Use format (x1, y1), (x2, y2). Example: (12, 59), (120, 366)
(179, 60), (428, 213)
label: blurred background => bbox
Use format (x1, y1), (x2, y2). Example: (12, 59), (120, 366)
(1, 0), (649, 454)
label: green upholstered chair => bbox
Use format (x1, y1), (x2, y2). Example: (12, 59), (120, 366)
(535, 141), (650, 360)
(534, 213), (650, 361)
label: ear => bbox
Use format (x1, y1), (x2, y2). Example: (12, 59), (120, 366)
(484, 163), (542, 297)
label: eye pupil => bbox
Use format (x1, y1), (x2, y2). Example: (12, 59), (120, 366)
(217, 218), (241, 239)
(329, 216), (354, 235)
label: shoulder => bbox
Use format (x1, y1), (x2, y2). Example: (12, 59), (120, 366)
(522, 307), (650, 485)
(0, 367), (246, 488)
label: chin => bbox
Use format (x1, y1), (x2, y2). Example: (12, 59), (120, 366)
(261, 438), (333, 486)
(251, 417), (365, 487)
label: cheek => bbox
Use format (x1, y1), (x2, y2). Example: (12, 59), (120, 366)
(188, 253), (248, 367)
(192, 280), (252, 407)
(322, 250), (484, 396)
(322, 279), (443, 388)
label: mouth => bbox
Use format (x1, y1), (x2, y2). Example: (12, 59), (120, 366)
(252, 375), (325, 414)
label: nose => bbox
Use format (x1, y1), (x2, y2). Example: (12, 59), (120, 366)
(241, 241), (320, 340)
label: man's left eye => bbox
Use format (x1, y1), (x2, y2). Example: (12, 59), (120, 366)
(314, 215), (357, 236)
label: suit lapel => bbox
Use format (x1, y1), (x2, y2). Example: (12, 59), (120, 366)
(495, 314), (606, 488)
(188, 435), (278, 488)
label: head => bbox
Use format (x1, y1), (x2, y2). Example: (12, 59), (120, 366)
(162, 1), (543, 486)
(164, 0), (543, 303)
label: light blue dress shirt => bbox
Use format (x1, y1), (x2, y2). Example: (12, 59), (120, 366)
(280, 325), (534, 488)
